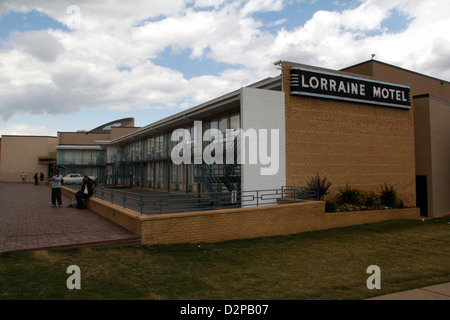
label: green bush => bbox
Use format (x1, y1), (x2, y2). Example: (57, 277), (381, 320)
(337, 186), (380, 208)
(325, 200), (338, 213)
(306, 173), (332, 200)
(336, 184), (353, 204)
(361, 190), (381, 207)
(335, 184), (406, 211)
(380, 184), (404, 208)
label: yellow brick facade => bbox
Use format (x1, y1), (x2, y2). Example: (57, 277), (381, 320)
(282, 62), (416, 207)
(63, 187), (420, 246)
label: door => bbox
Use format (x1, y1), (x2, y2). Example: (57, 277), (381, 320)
(416, 175), (428, 217)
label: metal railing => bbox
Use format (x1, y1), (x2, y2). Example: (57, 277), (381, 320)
(64, 185), (319, 215)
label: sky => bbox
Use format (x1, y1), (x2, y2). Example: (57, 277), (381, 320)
(0, 0), (449, 137)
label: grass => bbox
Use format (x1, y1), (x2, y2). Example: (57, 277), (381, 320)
(0, 216), (449, 300)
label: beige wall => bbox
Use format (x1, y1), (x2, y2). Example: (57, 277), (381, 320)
(414, 95), (450, 217)
(110, 127), (140, 140)
(58, 132), (111, 145)
(283, 62), (416, 207)
(0, 136), (57, 182)
(429, 97), (450, 217)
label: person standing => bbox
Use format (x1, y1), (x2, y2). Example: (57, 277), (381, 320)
(50, 169), (63, 207)
(21, 172), (27, 183)
(33, 173), (39, 185)
(40, 172), (44, 182)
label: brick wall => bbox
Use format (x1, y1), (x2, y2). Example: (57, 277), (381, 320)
(282, 63), (416, 207)
(140, 201), (324, 245)
(138, 202), (419, 245)
(63, 186), (420, 246)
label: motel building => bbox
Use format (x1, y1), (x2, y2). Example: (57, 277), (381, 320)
(0, 59), (449, 218)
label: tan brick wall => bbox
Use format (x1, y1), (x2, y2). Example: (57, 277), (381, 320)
(140, 201), (324, 245)
(63, 186), (420, 246)
(138, 205), (419, 245)
(282, 63), (416, 207)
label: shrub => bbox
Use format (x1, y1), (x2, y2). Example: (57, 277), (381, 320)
(337, 186), (380, 208)
(380, 184), (404, 208)
(306, 173), (332, 200)
(361, 190), (381, 207)
(325, 200), (338, 213)
(336, 184), (360, 205)
(336, 184), (405, 211)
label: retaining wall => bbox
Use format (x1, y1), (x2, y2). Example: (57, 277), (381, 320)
(62, 187), (421, 246)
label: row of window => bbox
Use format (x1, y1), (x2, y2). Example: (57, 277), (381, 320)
(121, 112), (240, 161)
(58, 150), (105, 165)
(119, 112), (240, 189)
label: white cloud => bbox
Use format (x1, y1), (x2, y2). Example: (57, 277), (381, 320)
(0, 0), (449, 131)
(9, 30), (64, 62)
(0, 124), (56, 136)
(241, 0), (284, 16)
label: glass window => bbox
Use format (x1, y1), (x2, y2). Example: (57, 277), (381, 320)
(146, 163), (153, 187)
(203, 120), (211, 148)
(171, 163), (178, 183)
(161, 134), (166, 157)
(219, 115), (227, 134)
(155, 134), (165, 156)
(210, 118), (218, 130)
(230, 112), (240, 130)
(61, 150), (81, 164)
(155, 162), (165, 188)
(82, 150), (100, 164)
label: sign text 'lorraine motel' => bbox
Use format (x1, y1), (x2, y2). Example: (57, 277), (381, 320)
(290, 67), (411, 109)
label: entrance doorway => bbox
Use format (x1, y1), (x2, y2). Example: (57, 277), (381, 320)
(416, 175), (428, 217)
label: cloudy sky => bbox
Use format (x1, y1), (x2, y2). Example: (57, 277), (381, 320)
(0, 0), (449, 136)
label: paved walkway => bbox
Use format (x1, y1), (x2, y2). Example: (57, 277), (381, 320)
(0, 182), (140, 254)
(368, 282), (450, 300)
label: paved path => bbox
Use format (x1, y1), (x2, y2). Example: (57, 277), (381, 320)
(0, 182), (140, 253)
(368, 282), (450, 300)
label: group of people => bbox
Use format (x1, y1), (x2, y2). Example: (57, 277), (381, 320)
(48, 169), (95, 209)
(32, 172), (45, 185)
(22, 172), (45, 185)
(21, 169), (95, 209)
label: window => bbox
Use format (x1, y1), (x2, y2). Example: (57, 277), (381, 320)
(219, 115), (227, 134)
(230, 112), (240, 130)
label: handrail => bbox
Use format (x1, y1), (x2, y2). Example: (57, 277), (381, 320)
(64, 184), (319, 215)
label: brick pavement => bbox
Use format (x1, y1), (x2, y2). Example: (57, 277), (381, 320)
(0, 182), (140, 253)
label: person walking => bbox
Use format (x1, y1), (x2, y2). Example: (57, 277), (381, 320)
(49, 169), (63, 207)
(33, 173), (39, 185)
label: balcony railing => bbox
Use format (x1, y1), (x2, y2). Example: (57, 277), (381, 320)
(58, 159), (106, 166)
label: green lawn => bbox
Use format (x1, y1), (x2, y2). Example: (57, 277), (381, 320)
(1, 216), (449, 300)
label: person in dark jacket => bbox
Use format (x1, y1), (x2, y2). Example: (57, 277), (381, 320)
(75, 176), (94, 209)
